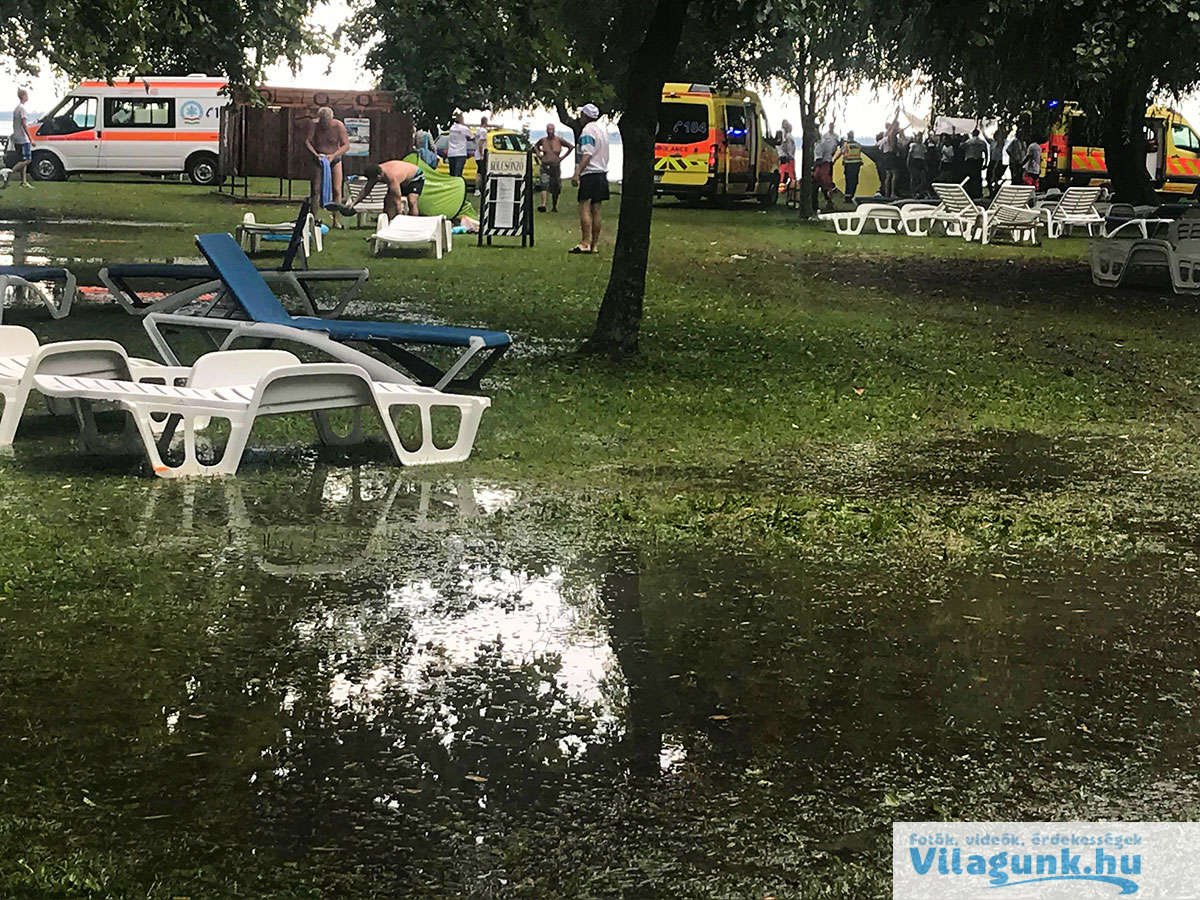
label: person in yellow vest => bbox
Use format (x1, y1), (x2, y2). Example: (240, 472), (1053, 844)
(834, 130), (863, 200)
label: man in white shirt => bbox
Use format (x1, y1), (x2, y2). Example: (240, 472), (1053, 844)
(813, 123), (839, 212)
(473, 116), (490, 193)
(445, 112), (472, 178)
(570, 103), (609, 254)
(4, 88), (32, 189)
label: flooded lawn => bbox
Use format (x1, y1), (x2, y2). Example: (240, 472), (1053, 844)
(3, 453), (1199, 897)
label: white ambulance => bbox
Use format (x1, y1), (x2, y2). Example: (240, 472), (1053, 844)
(28, 75), (229, 184)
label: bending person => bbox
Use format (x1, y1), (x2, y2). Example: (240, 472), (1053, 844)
(340, 160), (424, 218)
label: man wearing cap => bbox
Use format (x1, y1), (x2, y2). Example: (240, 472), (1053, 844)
(570, 103), (609, 254)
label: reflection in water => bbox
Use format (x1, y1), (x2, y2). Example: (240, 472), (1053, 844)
(4, 464), (1200, 894)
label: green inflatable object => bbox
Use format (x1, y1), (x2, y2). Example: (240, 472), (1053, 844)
(403, 153), (474, 219)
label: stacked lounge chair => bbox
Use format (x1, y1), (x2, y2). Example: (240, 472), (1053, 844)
(144, 232), (510, 391)
(99, 202), (368, 318)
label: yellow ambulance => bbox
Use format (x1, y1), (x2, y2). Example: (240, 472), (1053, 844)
(654, 83), (780, 204)
(1041, 102), (1200, 198)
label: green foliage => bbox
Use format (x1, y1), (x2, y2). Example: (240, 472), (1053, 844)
(0, 0), (325, 84)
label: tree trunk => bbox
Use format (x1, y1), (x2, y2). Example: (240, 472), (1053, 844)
(1102, 83), (1154, 204)
(798, 75), (818, 220)
(580, 0), (689, 356)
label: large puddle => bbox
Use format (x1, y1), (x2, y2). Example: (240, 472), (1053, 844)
(0, 218), (184, 266)
(2, 458), (1199, 894)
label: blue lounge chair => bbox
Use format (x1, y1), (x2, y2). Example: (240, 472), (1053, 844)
(98, 201), (368, 318)
(143, 232), (511, 390)
(0, 265), (76, 322)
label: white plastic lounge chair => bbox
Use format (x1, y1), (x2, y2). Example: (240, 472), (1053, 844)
(1089, 220), (1175, 289)
(929, 182), (986, 240)
(345, 176), (390, 227)
(0, 266), (77, 322)
(33, 349), (491, 478)
(981, 204), (1042, 245)
(989, 183), (1036, 210)
(370, 214), (453, 259)
(899, 204), (941, 236)
(818, 203), (902, 236)
(0, 324), (178, 447)
(1039, 186), (1104, 238)
(237, 209), (323, 258)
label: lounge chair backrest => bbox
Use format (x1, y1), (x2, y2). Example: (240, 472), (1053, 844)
(279, 202), (312, 272)
(189, 349), (302, 390)
(1056, 187), (1102, 215)
(1108, 203), (1136, 219)
(992, 184), (1035, 208)
(0, 324), (39, 358)
(252, 363), (376, 414)
(196, 233), (294, 326)
(931, 182), (978, 214)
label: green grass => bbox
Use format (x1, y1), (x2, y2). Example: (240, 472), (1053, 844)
(5, 179), (1200, 897)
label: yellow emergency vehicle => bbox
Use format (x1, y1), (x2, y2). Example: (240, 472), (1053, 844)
(654, 83), (780, 204)
(1041, 102), (1200, 198)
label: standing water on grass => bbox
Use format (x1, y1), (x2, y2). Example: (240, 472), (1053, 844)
(2, 460), (1200, 896)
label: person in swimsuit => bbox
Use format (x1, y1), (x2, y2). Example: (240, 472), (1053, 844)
(304, 106), (350, 220)
(342, 159), (424, 218)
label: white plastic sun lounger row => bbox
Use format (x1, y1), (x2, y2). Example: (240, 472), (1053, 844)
(370, 213), (453, 259)
(819, 183), (1101, 245)
(1, 326), (490, 477)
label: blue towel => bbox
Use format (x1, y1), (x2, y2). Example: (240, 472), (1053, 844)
(320, 156), (333, 208)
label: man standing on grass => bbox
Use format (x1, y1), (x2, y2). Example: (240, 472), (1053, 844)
(570, 103), (609, 254)
(473, 116), (490, 196)
(963, 128), (987, 199)
(304, 106), (350, 223)
(534, 123), (574, 212)
(3, 88), (32, 189)
(833, 130), (862, 200)
(778, 120), (796, 192)
(813, 123), (839, 213)
(446, 112), (471, 178)
(1022, 135), (1042, 189)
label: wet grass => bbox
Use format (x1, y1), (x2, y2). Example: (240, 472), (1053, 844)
(3, 181), (1200, 896)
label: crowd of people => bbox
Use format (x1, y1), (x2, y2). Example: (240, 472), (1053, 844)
(775, 116), (1047, 211)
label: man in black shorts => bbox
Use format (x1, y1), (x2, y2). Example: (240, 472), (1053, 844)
(569, 103), (610, 254)
(338, 160), (424, 218)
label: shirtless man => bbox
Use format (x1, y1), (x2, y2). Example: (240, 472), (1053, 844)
(305, 106), (350, 218)
(533, 123), (574, 212)
(341, 159), (424, 218)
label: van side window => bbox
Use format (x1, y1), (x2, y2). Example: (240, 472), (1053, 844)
(105, 98), (175, 128)
(725, 105), (747, 145)
(1172, 123), (1200, 153)
(39, 96), (97, 136)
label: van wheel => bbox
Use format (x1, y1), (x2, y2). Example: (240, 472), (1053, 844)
(30, 152), (65, 182)
(758, 174), (780, 206)
(186, 152), (222, 186)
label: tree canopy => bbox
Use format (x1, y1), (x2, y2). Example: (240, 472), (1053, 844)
(0, 0), (324, 84)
